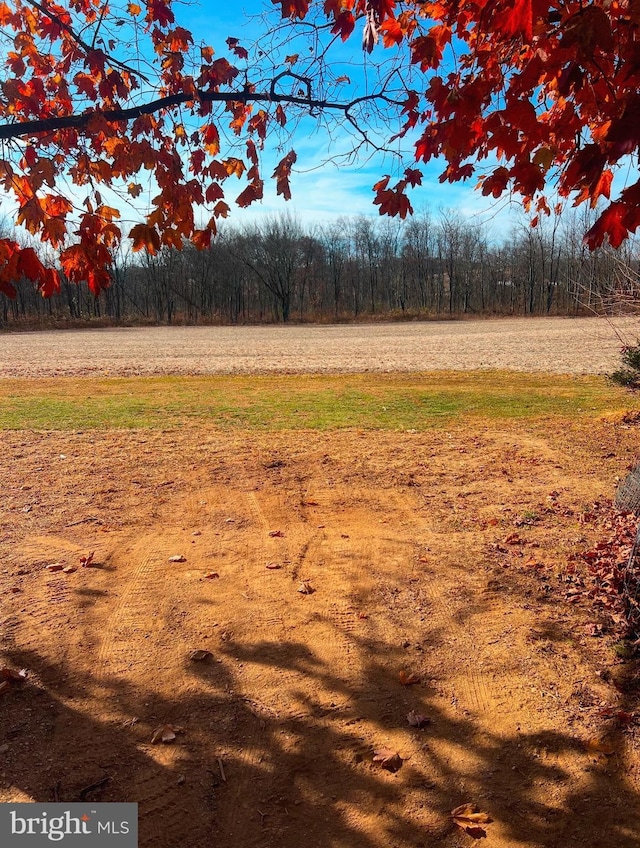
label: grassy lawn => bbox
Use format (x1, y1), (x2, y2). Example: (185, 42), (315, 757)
(0, 371), (638, 430)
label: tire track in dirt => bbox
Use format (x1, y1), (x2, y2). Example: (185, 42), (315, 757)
(214, 489), (314, 844)
(91, 536), (203, 848)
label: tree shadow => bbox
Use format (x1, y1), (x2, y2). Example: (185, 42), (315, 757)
(2, 609), (639, 848)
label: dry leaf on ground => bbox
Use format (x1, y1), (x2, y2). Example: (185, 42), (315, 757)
(203, 571), (220, 579)
(451, 803), (493, 838)
(586, 737), (616, 755)
(189, 650), (212, 662)
(266, 562), (282, 570)
(399, 670), (420, 685)
(151, 724), (185, 744)
(80, 551), (95, 567)
(373, 748), (403, 772)
(298, 580), (314, 595)
(1, 668), (27, 682)
(269, 530), (284, 537)
(407, 710), (431, 729)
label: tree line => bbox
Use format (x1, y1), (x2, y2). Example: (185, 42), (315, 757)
(2, 207), (639, 327)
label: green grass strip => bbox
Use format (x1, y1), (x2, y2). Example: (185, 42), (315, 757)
(0, 372), (637, 431)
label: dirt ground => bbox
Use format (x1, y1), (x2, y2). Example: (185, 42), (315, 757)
(2, 412), (640, 847)
(2, 318), (640, 846)
(1, 315), (639, 377)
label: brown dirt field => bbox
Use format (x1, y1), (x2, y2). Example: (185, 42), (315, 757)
(0, 322), (640, 848)
(0, 315), (639, 377)
(2, 413), (640, 847)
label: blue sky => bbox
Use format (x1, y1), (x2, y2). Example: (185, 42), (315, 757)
(174, 0), (519, 231)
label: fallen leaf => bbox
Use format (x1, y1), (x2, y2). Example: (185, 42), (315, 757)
(504, 533), (523, 545)
(45, 562), (65, 572)
(298, 580), (315, 595)
(168, 555), (186, 563)
(373, 747), (403, 772)
(586, 737), (615, 755)
(189, 649), (212, 662)
(598, 707), (636, 725)
(80, 550), (95, 567)
(151, 724), (185, 744)
(407, 710), (431, 729)
(269, 529), (284, 537)
(62, 566), (77, 574)
(451, 803), (493, 838)
(266, 562), (282, 569)
(399, 670), (420, 686)
(203, 571), (220, 579)
(1, 668), (27, 682)
(302, 500), (319, 506)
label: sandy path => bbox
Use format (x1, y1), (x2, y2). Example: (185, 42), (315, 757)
(1, 315), (638, 377)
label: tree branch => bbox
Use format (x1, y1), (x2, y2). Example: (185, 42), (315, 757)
(0, 88), (401, 141)
(22, 0), (152, 84)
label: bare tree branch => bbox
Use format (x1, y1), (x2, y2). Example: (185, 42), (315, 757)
(0, 87), (404, 141)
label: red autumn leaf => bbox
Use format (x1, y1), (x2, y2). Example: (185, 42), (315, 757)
(130, 223), (161, 254)
(226, 37), (248, 60)
(379, 17), (403, 47)
(330, 11), (355, 41)
(272, 151), (297, 200)
(236, 181), (264, 208)
(494, 0), (533, 40)
(275, 0), (309, 19)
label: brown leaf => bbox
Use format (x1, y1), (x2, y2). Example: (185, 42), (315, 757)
(598, 707), (636, 725)
(373, 748), (403, 772)
(266, 562), (282, 570)
(298, 580), (315, 595)
(586, 737), (615, 755)
(189, 649), (212, 662)
(399, 670), (420, 686)
(407, 710), (431, 729)
(1, 667), (27, 682)
(168, 555), (186, 563)
(451, 803), (493, 838)
(151, 724), (185, 744)
(80, 550), (95, 567)
(269, 529), (285, 537)
(204, 571), (220, 579)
